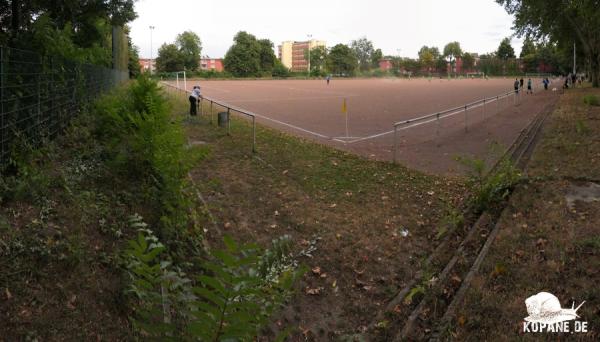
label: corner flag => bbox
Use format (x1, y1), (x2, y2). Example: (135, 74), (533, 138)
(341, 98), (347, 114)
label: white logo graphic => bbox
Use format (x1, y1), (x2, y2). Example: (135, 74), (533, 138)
(523, 292), (589, 333)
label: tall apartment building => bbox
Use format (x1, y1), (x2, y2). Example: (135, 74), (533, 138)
(278, 40), (326, 72)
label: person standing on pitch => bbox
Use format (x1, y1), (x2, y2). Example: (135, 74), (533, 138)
(326, 74), (331, 85)
(543, 77), (549, 90)
(527, 78), (533, 94)
(189, 85), (201, 116)
(514, 78), (520, 94)
(519, 77), (524, 90)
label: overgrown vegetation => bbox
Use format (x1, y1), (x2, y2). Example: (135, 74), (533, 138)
(0, 76), (302, 339)
(457, 155), (521, 214)
(583, 94), (599, 106)
(124, 223), (304, 340)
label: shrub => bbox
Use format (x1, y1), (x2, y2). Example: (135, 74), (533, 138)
(124, 216), (304, 340)
(94, 75), (206, 252)
(457, 155), (521, 213)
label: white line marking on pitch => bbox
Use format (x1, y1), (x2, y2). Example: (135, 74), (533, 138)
(251, 113), (332, 140)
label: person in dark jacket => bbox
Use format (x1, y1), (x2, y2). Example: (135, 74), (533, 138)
(189, 85), (201, 116)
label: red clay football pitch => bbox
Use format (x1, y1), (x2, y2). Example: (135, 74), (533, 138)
(172, 78), (560, 175)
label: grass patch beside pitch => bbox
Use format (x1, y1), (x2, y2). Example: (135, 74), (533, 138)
(450, 88), (600, 341)
(169, 91), (469, 339)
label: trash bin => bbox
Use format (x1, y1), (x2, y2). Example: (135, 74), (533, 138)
(218, 111), (229, 127)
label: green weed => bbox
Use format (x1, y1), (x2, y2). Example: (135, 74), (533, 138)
(583, 94), (599, 106)
(456, 155), (520, 213)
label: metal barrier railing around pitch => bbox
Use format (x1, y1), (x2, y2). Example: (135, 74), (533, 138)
(391, 89), (522, 162)
(160, 82), (257, 153)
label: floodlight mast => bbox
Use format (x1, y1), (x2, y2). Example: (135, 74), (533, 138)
(149, 25), (155, 74)
(307, 34), (312, 75)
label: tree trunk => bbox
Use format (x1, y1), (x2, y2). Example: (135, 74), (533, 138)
(591, 51), (600, 88)
(11, 0), (20, 37)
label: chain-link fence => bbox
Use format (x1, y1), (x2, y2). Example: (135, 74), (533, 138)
(0, 46), (128, 166)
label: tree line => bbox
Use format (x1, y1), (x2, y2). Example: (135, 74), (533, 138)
(497, 0), (600, 87)
(155, 31), (578, 79)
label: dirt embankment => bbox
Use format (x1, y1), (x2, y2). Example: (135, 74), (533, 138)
(451, 87), (600, 341)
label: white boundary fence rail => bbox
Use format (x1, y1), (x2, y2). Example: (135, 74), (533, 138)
(391, 89), (521, 162)
(161, 81), (525, 162)
(160, 81), (257, 152)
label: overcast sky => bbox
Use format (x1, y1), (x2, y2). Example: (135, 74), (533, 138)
(129, 0), (523, 59)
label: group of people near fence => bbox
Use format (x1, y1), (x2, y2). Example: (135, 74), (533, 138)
(563, 73), (584, 89)
(514, 77), (534, 94)
(513, 76), (557, 94)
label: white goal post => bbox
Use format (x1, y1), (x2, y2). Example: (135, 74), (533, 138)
(174, 71), (187, 91)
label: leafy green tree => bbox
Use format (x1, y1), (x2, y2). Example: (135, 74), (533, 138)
(326, 44), (357, 76)
(258, 39), (277, 74)
(462, 52), (475, 71)
(520, 37), (537, 57)
(1, 0), (136, 49)
(156, 43), (184, 72)
(418, 46), (436, 71)
(176, 31), (202, 71)
(443, 42), (462, 63)
(497, 37), (516, 59)
(436, 56), (447, 74)
(350, 37), (375, 71)
(304, 45), (328, 75)
(401, 58), (421, 74)
(371, 48), (383, 68)
(497, 0), (600, 87)
(272, 59), (290, 77)
(128, 36), (141, 78)
(443, 42), (462, 73)
(224, 31), (262, 77)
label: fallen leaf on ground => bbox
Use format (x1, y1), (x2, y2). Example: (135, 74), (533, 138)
(312, 266), (321, 275)
(305, 287), (323, 295)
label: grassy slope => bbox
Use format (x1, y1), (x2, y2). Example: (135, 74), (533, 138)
(452, 87), (600, 341)
(0, 83), (467, 339)
(0, 112), (136, 339)
(169, 90), (469, 339)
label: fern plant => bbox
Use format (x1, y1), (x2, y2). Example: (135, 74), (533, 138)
(189, 235), (302, 340)
(124, 216), (303, 341)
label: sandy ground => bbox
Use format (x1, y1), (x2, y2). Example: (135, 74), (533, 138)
(171, 78), (560, 175)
